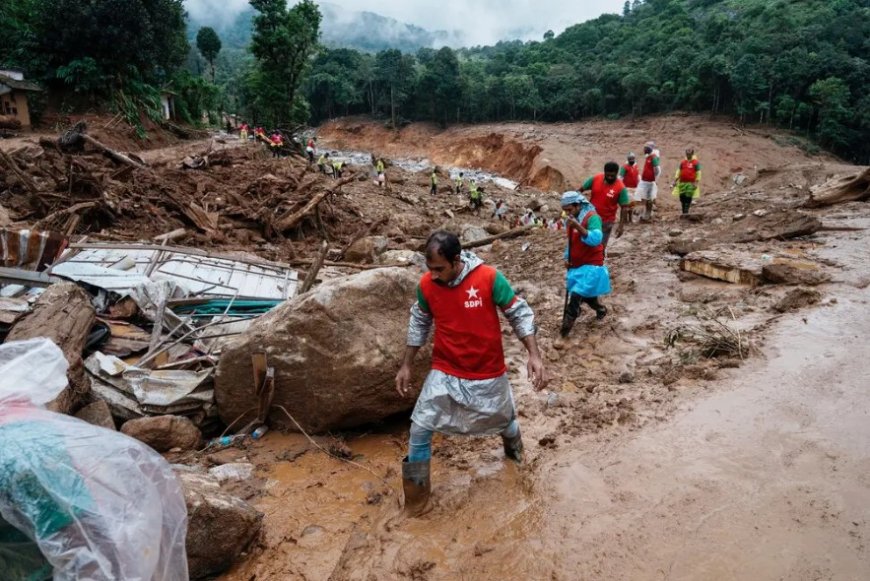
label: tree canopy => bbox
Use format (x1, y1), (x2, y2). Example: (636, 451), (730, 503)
(301, 0), (870, 162)
(196, 27), (222, 83)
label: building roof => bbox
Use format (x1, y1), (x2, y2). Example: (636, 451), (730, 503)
(0, 74), (41, 92)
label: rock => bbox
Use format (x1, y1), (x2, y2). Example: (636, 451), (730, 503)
(0, 204), (12, 227)
(485, 222), (509, 235)
(712, 218), (725, 226)
(459, 224), (489, 244)
(752, 209), (768, 217)
(178, 471), (263, 579)
(540, 204), (550, 213)
(120, 415), (202, 452)
(618, 371), (635, 384)
(377, 249), (426, 269)
(730, 210), (821, 243)
(344, 236), (388, 263)
(773, 288), (822, 313)
(733, 213), (746, 221)
(667, 239), (710, 256)
(761, 262), (831, 286)
(668, 229), (683, 237)
(75, 400), (116, 430)
(215, 267), (430, 433)
(528, 199), (543, 211)
(443, 209), (454, 219)
(733, 174), (748, 186)
(208, 462), (254, 483)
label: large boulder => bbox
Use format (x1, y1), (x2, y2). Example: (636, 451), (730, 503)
(344, 236), (388, 263)
(215, 267), (430, 433)
(178, 471), (263, 579)
(120, 415), (202, 452)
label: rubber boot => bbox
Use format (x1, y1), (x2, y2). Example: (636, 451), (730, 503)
(560, 293), (581, 338)
(402, 457), (431, 517)
(502, 427), (524, 463)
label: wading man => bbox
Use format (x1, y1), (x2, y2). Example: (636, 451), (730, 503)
(395, 230), (547, 516)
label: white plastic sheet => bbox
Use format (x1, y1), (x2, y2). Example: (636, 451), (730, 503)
(0, 339), (189, 580)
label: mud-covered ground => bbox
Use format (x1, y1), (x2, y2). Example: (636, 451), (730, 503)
(206, 120), (869, 579)
(4, 115), (868, 579)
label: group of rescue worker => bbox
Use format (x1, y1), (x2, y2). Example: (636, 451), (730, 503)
(396, 143), (702, 516)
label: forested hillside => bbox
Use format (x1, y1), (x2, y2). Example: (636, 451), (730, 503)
(305, 0), (870, 162)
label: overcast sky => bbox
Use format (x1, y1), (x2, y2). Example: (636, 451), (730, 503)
(185, 0), (627, 46)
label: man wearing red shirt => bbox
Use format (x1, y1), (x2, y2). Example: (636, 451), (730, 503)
(395, 231), (547, 515)
(619, 152), (640, 221)
(578, 161), (631, 248)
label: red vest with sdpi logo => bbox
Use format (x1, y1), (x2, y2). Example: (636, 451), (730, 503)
(419, 265), (506, 380)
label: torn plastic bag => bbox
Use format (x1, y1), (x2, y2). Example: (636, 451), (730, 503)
(0, 338), (189, 581)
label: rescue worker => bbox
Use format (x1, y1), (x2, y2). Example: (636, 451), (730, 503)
(239, 122), (249, 144)
(376, 158), (386, 188)
(618, 152), (640, 221)
(430, 168), (439, 195)
(636, 141), (661, 221)
(306, 138), (316, 164)
(469, 183), (484, 215)
(395, 230), (547, 516)
(559, 191), (612, 338)
(332, 159), (345, 178)
(317, 152), (330, 175)
(454, 172), (464, 195)
(269, 132), (283, 158)
(577, 161), (631, 249)
(673, 147), (701, 215)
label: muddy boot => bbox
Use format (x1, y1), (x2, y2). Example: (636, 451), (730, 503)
(502, 427), (524, 463)
(402, 457), (431, 517)
(560, 293), (581, 338)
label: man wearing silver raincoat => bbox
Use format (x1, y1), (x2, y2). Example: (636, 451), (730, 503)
(395, 230), (547, 515)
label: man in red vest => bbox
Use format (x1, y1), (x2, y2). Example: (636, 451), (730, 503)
(395, 230), (547, 515)
(578, 161), (631, 248)
(672, 147), (702, 215)
(559, 191), (612, 338)
(636, 141), (661, 221)
(619, 152), (640, 222)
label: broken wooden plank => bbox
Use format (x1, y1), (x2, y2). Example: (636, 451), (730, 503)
(7, 283), (96, 414)
(460, 225), (536, 250)
(680, 250), (765, 285)
(80, 134), (148, 170)
(299, 240), (329, 293)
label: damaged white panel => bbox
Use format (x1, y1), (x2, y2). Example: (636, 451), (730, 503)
(54, 244), (299, 300)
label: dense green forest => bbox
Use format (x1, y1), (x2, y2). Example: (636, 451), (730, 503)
(304, 0), (870, 162)
(1, 0), (868, 162)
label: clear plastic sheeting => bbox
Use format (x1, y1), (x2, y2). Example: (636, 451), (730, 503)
(0, 339), (189, 581)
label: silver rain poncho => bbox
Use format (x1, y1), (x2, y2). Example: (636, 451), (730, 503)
(407, 251), (536, 435)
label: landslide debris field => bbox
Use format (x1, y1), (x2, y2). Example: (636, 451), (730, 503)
(2, 114), (869, 580)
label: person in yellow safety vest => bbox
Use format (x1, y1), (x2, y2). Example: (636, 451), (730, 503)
(469, 182), (483, 215)
(332, 159), (344, 178)
(239, 122), (249, 144)
(454, 172), (464, 195)
(672, 147), (702, 215)
(317, 152), (330, 175)
(430, 169), (438, 195)
(376, 158), (386, 188)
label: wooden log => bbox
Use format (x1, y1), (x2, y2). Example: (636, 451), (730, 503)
(80, 134), (148, 170)
(803, 168), (870, 208)
(7, 282), (96, 414)
(299, 241), (329, 293)
(274, 174), (357, 232)
(31, 201), (99, 232)
(460, 225), (536, 250)
(0, 148), (39, 194)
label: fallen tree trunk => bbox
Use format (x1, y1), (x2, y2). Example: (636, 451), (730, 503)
(803, 167), (870, 208)
(31, 201), (99, 232)
(80, 134), (149, 170)
(6, 282), (96, 414)
(460, 224), (536, 249)
(274, 174), (357, 232)
(299, 240), (329, 293)
(0, 148), (40, 194)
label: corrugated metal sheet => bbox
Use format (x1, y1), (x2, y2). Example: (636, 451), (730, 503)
(53, 245), (298, 300)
